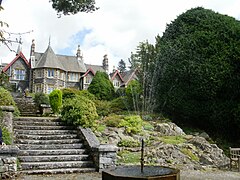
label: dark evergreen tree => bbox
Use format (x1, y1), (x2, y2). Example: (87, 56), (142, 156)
(155, 7), (240, 140)
(117, 59), (126, 73)
(88, 71), (115, 101)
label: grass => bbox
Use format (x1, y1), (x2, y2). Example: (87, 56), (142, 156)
(181, 148), (199, 161)
(160, 135), (186, 144)
(117, 150), (141, 164)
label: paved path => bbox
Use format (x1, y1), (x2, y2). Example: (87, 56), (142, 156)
(16, 170), (240, 180)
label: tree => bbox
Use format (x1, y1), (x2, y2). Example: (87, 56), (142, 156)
(50, 0), (99, 16)
(155, 7), (240, 140)
(117, 59), (126, 73)
(88, 71), (115, 101)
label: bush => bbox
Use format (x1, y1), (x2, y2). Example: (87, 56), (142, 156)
(0, 87), (20, 116)
(49, 89), (62, 114)
(78, 90), (96, 101)
(33, 92), (49, 107)
(88, 71), (115, 100)
(61, 88), (79, 101)
(94, 100), (111, 117)
(117, 139), (140, 147)
(0, 125), (12, 145)
(104, 114), (123, 127)
(118, 115), (143, 134)
(110, 97), (129, 113)
(61, 95), (98, 128)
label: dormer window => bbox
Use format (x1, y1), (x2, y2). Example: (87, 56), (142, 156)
(14, 69), (25, 80)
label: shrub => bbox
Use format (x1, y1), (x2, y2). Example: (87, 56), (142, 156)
(0, 125), (12, 145)
(78, 90), (96, 101)
(0, 87), (20, 116)
(104, 114), (123, 127)
(49, 89), (62, 114)
(110, 97), (129, 113)
(88, 71), (115, 100)
(61, 95), (98, 128)
(117, 139), (140, 147)
(61, 88), (79, 101)
(143, 121), (154, 131)
(118, 115), (143, 134)
(33, 92), (49, 107)
(94, 100), (111, 117)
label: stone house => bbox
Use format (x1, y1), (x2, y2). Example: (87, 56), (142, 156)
(1, 40), (137, 93)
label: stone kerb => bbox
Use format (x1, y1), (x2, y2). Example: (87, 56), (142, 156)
(0, 145), (19, 179)
(77, 127), (118, 171)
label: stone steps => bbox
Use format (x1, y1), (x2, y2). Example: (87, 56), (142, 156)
(14, 116), (96, 174)
(18, 154), (90, 162)
(19, 168), (96, 174)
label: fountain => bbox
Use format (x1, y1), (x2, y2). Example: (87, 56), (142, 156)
(102, 139), (180, 180)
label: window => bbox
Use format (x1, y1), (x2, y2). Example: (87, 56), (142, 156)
(47, 86), (54, 94)
(85, 76), (92, 84)
(14, 69), (25, 80)
(36, 70), (42, 78)
(48, 69), (54, 78)
(69, 73), (79, 81)
(113, 80), (120, 87)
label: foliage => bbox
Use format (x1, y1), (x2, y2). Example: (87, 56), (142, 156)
(33, 92), (49, 107)
(61, 88), (79, 101)
(50, 0), (99, 16)
(0, 125), (12, 145)
(61, 95), (98, 128)
(118, 115), (143, 134)
(110, 97), (130, 113)
(104, 114), (123, 127)
(129, 37), (160, 112)
(142, 121), (154, 131)
(88, 71), (115, 101)
(117, 150), (140, 164)
(181, 148), (199, 161)
(0, 87), (20, 116)
(0, 72), (11, 90)
(117, 139), (140, 148)
(94, 100), (111, 117)
(125, 80), (142, 112)
(78, 90), (96, 101)
(49, 89), (62, 114)
(159, 136), (186, 145)
(154, 7), (240, 140)
(117, 59), (126, 73)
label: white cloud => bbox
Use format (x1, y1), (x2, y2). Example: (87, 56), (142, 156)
(1, 0), (240, 71)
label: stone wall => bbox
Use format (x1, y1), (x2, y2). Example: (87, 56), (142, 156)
(77, 127), (118, 171)
(0, 146), (19, 179)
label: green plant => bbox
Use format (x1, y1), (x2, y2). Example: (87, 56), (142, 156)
(95, 124), (106, 133)
(160, 136), (186, 145)
(117, 150), (140, 164)
(0, 87), (20, 116)
(110, 96), (130, 113)
(78, 90), (96, 101)
(117, 139), (140, 148)
(33, 92), (49, 107)
(61, 88), (79, 101)
(94, 100), (111, 117)
(118, 115), (143, 134)
(0, 125), (12, 145)
(104, 114), (123, 127)
(143, 121), (154, 131)
(88, 71), (115, 100)
(181, 148), (199, 161)
(49, 89), (62, 114)
(61, 95), (98, 128)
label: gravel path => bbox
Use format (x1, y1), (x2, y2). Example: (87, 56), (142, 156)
(16, 170), (240, 180)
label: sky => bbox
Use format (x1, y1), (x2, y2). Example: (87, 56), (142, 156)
(1, 0), (240, 71)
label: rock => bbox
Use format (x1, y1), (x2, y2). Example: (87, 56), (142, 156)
(155, 122), (185, 136)
(199, 132), (210, 140)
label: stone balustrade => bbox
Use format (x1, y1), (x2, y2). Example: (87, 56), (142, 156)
(77, 127), (118, 171)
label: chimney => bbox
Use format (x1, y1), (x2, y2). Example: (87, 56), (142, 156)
(76, 45), (83, 62)
(102, 54), (109, 74)
(16, 37), (22, 56)
(30, 39), (36, 68)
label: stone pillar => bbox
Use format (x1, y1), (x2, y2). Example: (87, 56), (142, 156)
(0, 106), (15, 134)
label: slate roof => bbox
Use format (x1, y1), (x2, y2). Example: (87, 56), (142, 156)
(121, 69), (138, 85)
(85, 64), (105, 73)
(34, 46), (86, 72)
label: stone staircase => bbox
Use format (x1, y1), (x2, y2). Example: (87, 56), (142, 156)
(14, 97), (39, 116)
(13, 117), (96, 174)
